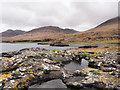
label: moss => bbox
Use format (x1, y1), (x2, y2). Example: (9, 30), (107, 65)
(88, 68), (98, 71)
(106, 42), (120, 45)
(81, 53), (90, 56)
(51, 49), (59, 52)
(31, 75), (35, 78)
(82, 67), (98, 73)
(111, 82), (114, 84)
(23, 53), (28, 55)
(0, 72), (11, 80)
(89, 54), (101, 58)
(12, 82), (19, 90)
(2, 57), (13, 62)
(103, 81), (107, 84)
(81, 52), (101, 58)
(19, 62), (24, 66)
(110, 77), (113, 79)
(12, 86), (18, 90)
(118, 78), (120, 82)
(30, 72), (34, 74)
(93, 72), (101, 75)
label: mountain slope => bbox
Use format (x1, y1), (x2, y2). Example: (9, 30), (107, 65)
(27, 26), (77, 34)
(2, 17), (119, 43)
(57, 17), (119, 43)
(1, 29), (26, 37)
(2, 26), (78, 42)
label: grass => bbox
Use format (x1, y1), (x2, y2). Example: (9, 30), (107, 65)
(51, 49), (60, 52)
(75, 46), (119, 53)
(93, 72), (101, 75)
(106, 42), (120, 45)
(81, 53), (90, 56)
(81, 52), (101, 58)
(74, 41), (120, 45)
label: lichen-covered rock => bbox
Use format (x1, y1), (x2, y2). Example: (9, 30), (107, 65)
(0, 47), (119, 89)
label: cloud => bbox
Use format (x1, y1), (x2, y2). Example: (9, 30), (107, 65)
(0, 0), (118, 32)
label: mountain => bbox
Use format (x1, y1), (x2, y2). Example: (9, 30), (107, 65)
(1, 29), (26, 37)
(27, 26), (78, 34)
(2, 17), (119, 43)
(58, 17), (119, 43)
(2, 26), (78, 42)
(95, 17), (118, 28)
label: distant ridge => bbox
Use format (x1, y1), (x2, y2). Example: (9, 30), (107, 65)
(27, 26), (78, 34)
(2, 26), (78, 42)
(1, 29), (26, 37)
(2, 17), (119, 43)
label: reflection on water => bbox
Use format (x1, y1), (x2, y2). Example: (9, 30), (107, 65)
(29, 59), (89, 89)
(64, 59), (88, 71)
(29, 79), (67, 89)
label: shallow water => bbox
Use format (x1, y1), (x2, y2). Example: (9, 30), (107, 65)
(29, 79), (67, 88)
(1, 43), (117, 53)
(1, 43), (77, 53)
(29, 59), (89, 89)
(64, 59), (88, 71)
(29, 78), (97, 90)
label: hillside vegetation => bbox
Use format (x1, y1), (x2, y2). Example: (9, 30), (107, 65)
(2, 17), (119, 43)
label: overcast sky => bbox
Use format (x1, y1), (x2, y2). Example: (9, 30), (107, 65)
(0, 0), (119, 32)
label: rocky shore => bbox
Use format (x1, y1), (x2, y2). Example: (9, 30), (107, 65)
(0, 47), (120, 90)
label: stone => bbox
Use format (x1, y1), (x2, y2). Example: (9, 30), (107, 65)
(0, 47), (119, 89)
(66, 81), (84, 88)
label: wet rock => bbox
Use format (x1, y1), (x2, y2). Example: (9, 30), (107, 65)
(1, 53), (13, 58)
(63, 76), (84, 88)
(101, 67), (116, 72)
(19, 67), (27, 72)
(73, 70), (87, 76)
(66, 81), (84, 88)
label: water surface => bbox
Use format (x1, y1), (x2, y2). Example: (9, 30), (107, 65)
(1, 43), (117, 53)
(29, 79), (67, 88)
(1, 43), (77, 53)
(64, 59), (88, 71)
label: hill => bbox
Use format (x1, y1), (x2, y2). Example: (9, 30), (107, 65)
(2, 26), (78, 42)
(57, 17), (119, 43)
(27, 26), (77, 34)
(0, 29), (26, 37)
(2, 17), (119, 43)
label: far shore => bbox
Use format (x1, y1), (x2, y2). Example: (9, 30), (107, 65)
(1, 41), (120, 45)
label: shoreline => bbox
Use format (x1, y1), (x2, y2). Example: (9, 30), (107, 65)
(1, 41), (120, 45)
(0, 47), (120, 89)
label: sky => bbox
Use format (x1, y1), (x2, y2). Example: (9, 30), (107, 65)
(0, 0), (119, 32)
